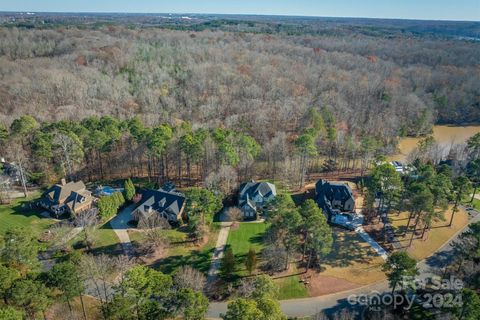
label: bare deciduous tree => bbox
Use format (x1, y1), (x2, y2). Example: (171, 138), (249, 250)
(226, 207), (243, 222)
(137, 215), (171, 256)
(205, 165), (238, 195)
(74, 208), (99, 250)
(173, 266), (206, 292)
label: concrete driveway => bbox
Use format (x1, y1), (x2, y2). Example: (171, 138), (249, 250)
(109, 204), (136, 257)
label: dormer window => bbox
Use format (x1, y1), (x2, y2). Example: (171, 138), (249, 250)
(159, 197), (167, 207)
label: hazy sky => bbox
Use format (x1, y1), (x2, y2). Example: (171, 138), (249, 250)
(1, 0), (479, 21)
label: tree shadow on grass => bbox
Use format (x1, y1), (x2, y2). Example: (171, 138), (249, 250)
(152, 247), (216, 275)
(72, 242), (125, 257)
(249, 233), (265, 246)
(322, 230), (380, 268)
(8, 199), (46, 220)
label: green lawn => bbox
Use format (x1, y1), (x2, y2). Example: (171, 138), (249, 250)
(226, 223), (308, 299)
(227, 222), (268, 255)
(226, 222), (268, 277)
(0, 195), (55, 237)
(471, 199), (480, 211)
(149, 228), (219, 275)
(92, 225), (122, 251)
(68, 223), (122, 255)
(274, 273), (309, 300)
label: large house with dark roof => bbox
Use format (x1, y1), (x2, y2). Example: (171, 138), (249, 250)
(39, 179), (93, 216)
(238, 181), (277, 219)
(315, 179), (355, 219)
(132, 187), (186, 224)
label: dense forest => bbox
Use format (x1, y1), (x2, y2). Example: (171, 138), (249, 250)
(0, 15), (479, 187)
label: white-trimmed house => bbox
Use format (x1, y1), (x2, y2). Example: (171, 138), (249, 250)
(238, 181), (277, 220)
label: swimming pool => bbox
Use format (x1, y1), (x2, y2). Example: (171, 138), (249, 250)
(95, 186), (124, 196)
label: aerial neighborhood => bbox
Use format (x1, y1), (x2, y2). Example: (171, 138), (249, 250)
(1, 9), (480, 320)
(1, 120), (480, 320)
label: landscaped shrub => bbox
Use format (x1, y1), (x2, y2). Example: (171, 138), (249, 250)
(124, 178), (135, 202)
(97, 191), (125, 221)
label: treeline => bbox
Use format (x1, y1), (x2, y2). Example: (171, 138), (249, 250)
(365, 133), (480, 248)
(0, 110), (394, 191)
(0, 26), (478, 145)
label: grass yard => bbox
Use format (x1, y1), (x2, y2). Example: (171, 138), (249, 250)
(471, 199), (480, 211)
(321, 229), (386, 285)
(68, 223), (122, 255)
(274, 267), (309, 300)
(391, 205), (469, 261)
(227, 222), (268, 255)
(226, 222), (269, 276)
(145, 227), (219, 275)
(0, 194), (55, 237)
(92, 225), (122, 252)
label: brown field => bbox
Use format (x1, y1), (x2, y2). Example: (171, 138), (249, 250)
(390, 205), (470, 261)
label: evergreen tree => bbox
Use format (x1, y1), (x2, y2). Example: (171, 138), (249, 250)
(245, 248), (257, 275)
(221, 248), (235, 279)
(382, 252), (418, 294)
(124, 178), (136, 202)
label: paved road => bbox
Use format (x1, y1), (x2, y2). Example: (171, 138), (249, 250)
(109, 204), (136, 257)
(206, 210), (480, 319)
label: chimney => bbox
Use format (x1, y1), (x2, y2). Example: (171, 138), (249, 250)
(61, 178), (66, 186)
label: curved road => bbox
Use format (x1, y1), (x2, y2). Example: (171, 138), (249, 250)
(206, 209), (480, 319)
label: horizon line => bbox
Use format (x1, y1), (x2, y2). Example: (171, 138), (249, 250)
(1, 10), (479, 23)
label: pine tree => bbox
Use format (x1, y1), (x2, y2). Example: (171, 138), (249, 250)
(124, 178), (135, 202)
(245, 248), (257, 275)
(221, 248), (235, 279)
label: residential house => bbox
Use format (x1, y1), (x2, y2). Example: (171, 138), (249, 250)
(315, 179), (355, 221)
(390, 161), (408, 174)
(132, 186), (186, 224)
(39, 179), (93, 216)
(238, 181), (277, 219)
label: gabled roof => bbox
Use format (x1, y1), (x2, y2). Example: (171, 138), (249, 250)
(239, 181), (277, 201)
(135, 188), (186, 219)
(315, 180), (353, 203)
(65, 189), (92, 212)
(45, 180), (88, 204)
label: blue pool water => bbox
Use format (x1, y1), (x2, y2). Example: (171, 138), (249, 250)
(95, 186), (124, 196)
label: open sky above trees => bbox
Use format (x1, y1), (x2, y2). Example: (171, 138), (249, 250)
(1, 0), (479, 21)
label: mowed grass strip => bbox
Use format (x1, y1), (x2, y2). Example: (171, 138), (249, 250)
(226, 222), (268, 255)
(151, 228), (219, 275)
(274, 271), (309, 300)
(0, 194), (55, 237)
(226, 222), (268, 277)
(227, 223), (309, 299)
